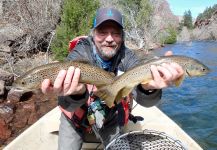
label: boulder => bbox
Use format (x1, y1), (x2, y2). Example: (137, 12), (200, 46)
(0, 119), (11, 141)
(0, 80), (5, 96)
(177, 26), (191, 42)
(0, 69), (14, 86)
(0, 104), (14, 141)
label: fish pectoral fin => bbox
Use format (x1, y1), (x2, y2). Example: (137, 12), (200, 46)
(141, 80), (149, 85)
(94, 85), (116, 108)
(115, 87), (134, 104)
(174, 75), (185, 87)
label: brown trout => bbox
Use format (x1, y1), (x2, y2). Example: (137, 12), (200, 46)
(95, 55), (210, 107)
(12, 61), (115, 91)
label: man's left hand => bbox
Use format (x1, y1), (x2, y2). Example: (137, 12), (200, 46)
(141, 51), (184, 90)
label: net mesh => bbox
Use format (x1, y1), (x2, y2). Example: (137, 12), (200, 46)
(106, 130), (187, 150)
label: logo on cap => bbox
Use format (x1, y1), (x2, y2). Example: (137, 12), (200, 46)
(106, 9), (113, 17)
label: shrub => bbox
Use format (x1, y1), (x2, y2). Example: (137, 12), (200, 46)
(51, 0), (99, 61)
(163, 26), (177, 44)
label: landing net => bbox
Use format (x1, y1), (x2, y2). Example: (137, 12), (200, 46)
(106, 129), (187, 150)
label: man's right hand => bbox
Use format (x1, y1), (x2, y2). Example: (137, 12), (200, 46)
(41, 66), (86, 96)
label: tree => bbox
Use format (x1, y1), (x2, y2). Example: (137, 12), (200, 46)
(163, 25), (177, 44)
(117, 0), (153, 49)
(51, 0), (99, 61)
(183, 10), (193, 29)
(196, 4), (217, 21)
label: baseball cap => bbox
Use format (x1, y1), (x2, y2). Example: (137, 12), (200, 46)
(93, 8), (123, 29)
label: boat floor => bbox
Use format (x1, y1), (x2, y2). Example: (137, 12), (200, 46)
(4, 101), (202, 150)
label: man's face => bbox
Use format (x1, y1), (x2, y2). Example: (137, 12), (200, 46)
(93, 21), (123, 60)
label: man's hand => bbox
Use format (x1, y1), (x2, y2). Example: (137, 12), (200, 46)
(141, 51), (184, 90)
(41, 66), (86, 96)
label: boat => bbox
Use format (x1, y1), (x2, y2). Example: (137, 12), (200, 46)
(4, 101), (203, 150)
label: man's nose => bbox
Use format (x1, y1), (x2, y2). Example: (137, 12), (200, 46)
(105, 33), (114, 42)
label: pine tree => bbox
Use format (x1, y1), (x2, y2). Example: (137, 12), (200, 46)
(183, 10), (193, 29)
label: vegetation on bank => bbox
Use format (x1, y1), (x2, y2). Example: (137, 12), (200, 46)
(162, 26), (177, 44)
(51, 0), (99, 61)
(196, 4), (217, 21)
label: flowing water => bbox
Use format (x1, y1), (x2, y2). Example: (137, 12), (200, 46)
(153, 41), (217, 150)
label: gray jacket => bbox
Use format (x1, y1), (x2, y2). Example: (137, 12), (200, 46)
(58, 36), (162, 111)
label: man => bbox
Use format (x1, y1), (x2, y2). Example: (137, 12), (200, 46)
(41, 7), (184, 150)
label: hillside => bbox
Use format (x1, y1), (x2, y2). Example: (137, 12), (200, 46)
(177, 5), (217, 42)
(192, 10), (217, 40)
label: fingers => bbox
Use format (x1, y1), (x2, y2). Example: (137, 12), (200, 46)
(171, 63), (184, 77)
(157, 65), (173, 82)
(71, 68), (81, 87)
(150, 65), (161, 81)
(63, 66), (75, 91)
(146, 62), (184, 89)
(41, 79), (53, 94)
(164, 51), (173, 56)
(150, 65), (168, 89)
(43, 66), (85, 96)
(64, 68), (83, 95)
(53, 70), (67, 93)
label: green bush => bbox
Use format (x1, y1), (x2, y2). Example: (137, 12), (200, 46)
(51, 0), (99, 61)
(163, 26), (177, 44)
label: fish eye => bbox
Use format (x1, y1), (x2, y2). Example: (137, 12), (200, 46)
(21, 81), (25, 85)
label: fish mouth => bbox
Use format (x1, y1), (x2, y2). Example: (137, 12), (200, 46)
(12, 84), (31, 92)
(186, 69), (210, 77)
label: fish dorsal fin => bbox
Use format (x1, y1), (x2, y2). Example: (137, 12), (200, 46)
(73, 59), (91, 64)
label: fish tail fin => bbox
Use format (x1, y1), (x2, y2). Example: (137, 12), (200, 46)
(94, 85), (118, 108)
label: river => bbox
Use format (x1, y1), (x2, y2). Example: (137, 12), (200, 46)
(153, 41), (217, 150)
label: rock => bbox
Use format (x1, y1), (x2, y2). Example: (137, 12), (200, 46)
(7, 88), (24, 103)
(0, 119), (11, 140)
(0, 45), (11, 53)
(0, 104), (14, 123)
(28, 113), (38, 125)
(13, 102), (35, 129)
(0, 104), (14, 141)
(0, 24), (24, 44)
(148, 42), (161, 50)
(177, 26), (191, 42)
(0, 80), (5, 95)
(192, 10), (217, 41)
(0, 69), (14, 86)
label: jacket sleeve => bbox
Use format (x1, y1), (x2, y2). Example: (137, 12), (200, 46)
(58, 39), (91, 112)
(121, 48), (162, 107)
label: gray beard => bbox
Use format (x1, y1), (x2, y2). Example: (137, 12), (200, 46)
(98, 47), (118, 60)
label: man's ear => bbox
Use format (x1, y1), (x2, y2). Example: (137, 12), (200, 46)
(89, 29), (94, 37)
(122, 30), (125, 39)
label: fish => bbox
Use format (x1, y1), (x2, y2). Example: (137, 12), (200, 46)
(95, 55), (210, 107)
(12, 61), (115, 91)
